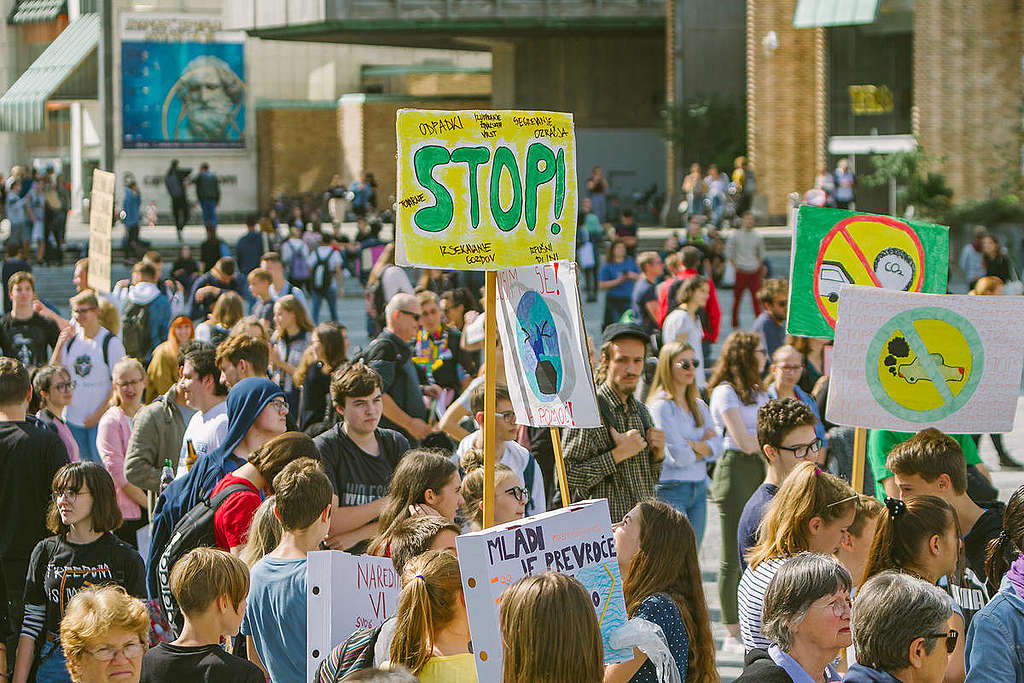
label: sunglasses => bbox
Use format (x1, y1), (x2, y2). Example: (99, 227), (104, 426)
(673, 359), (700, 370)
(400, 310), (421, 322)
(504, 486), (529, 503)
(922, 629), (958, 655)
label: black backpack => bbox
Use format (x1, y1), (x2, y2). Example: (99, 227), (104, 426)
(64, 331), (115, 378)
(157, 482), (251, 635)
(311, 249), (334, 295)
(121, 301), (152, 361)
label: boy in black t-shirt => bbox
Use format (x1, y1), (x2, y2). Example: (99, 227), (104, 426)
(141, 547), (263, 683)
(314, 362), (409, 552)
(0, 271), (61, 368)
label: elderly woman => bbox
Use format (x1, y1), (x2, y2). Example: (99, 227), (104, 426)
(733, 553), (851, 682)
(846, 572), (956, 683)
(60, 585), (149, 683)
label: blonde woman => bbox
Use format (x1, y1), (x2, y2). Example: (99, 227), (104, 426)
(270, 294), (313, 415)
(146, 315), (194, 401)
(59, 586), (149, 683)
(195, 290), (243, 347)
(647, 340), (722, 544)
(239, 495), (282, 568)
(458, 448), (526, 531)
(98, 357), (150, 547)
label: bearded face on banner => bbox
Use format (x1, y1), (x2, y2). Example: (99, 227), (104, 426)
(162, 55), (244, 142)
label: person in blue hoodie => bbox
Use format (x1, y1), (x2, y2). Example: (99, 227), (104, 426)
(146, 377), (286, 597)
(846, 572), (956, 683)
(122, 177), (142, 259)
(965, 483), (1024, 682)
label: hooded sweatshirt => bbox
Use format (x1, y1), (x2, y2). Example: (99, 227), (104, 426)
(146, 378), (284, 597)
(113, 281), (172, 362)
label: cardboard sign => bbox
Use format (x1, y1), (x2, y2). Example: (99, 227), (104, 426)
(395, 109), (577, 270)
(495, 260), (600, 428)
(87, 169), (115, 293)
(456, 499), (630, 681)
(787, 205), (949, 338)
(827, 286), (1024, 433)
(306, 550), (399, 681)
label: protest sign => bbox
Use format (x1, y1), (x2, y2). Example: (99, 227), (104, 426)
(827, 286), (1024, 433)
(395, 109), (577, 270)
(495, 260), (600, 428)
(306, 550), (399, 681)
(456, 498), (631, 680)
(87, 169), (115, 293)
(787, 205), (948, 338)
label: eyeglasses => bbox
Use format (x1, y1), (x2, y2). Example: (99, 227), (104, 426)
(504, 486), (529, 503)
(71, 307), (96, 315)
(494, 410), (517, 425)
(51, 489), (91, 504)
(673, 359), (700, 370)
(87, 640), (145, 662)
(775, 437), (823, 459)
(821, 595), (852, 618)
(268, 398), (289, 413)
(774, 364), (803, 372)
(922, 629), (959, 655)
(772, 299), (787, 307)
(52, 381), (76, 391)
(115, 378), (144, 389)
(400, 310), (421, 322)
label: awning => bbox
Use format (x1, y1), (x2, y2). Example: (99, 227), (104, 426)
(8, 0), (66, 25)
(828, 134), (916, 155)
(0, 13), (98, 132)
(793, 0), (880, 28)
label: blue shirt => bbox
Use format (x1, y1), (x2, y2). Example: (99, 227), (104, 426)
(630, 593), (688, 683)
(235, 230), (265, 274)
(768, 644), (842, 683)
(241, 556), (308, 683)
(123, 186), (141, 227)
(737, 482), (778, 571)
(599, 257), (639, 299)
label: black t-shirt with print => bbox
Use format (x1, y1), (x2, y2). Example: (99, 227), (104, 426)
(24, 532), (146, 637)
(0, 421), (69, 561)
(0, 312), (59, 368)
(313, 424), (409, 507)
(141, 643), (265, 683)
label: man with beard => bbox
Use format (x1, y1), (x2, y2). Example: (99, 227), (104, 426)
(752, 278), (788, 358)
(561, 322), (665, 521)
(170, 56), (243, 142)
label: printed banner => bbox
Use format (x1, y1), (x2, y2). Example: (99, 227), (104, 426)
(787, 205), (949, 339)
(495, 260), (600, 428)
(306, 550), (399, 681)
(827, 286), (1024, 433)
(121, 14), (246, 149)
(395, 109), (577, 270)
(87, 169), (114, 293)
(456, 499), (630, 681)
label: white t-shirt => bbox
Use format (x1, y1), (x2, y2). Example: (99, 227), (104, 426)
(62, 331), (126, 425)
(454, 432), (546, 516)
(710, 383), (768, 452)
(177, 400), (229, 477)
(661, 309), (706, 388)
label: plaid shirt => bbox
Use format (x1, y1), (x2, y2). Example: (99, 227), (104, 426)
(561, 382), (661, 522)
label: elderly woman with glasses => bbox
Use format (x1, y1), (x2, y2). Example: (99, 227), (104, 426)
(734, 553), (852, 682)
(60, 586), (150, 683)
(846, 572), (956, 683)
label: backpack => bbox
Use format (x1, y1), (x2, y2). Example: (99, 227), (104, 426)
(286, 241), (310, 281)
(64, 332), (115, 378)
(364, 276), (388, 329)
(311, 248), (334, 295)
(121, 301), (152, 361)
(156, 482), (252, 635)
(315, 624), (383, 683)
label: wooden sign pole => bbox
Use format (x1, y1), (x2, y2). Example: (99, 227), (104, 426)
(482, 272), (498, 529)
(550, 427), (571, 508)
(852, 426), (867, 495)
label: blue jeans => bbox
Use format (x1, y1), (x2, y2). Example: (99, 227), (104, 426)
(310, 287), (338, 324)
(37, 640), (72, 683)
(199, 199), (218, 227)
(67, 423), (100, 463)
(656, 479), (707, 545)
(709, 193), (726, 227)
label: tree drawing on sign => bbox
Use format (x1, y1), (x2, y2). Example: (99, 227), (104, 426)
(515, 291), (563, 398)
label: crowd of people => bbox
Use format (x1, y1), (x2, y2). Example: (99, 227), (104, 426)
(0, 172), (1018, 683)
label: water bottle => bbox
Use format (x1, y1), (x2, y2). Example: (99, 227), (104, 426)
(159, 459), (174, 495)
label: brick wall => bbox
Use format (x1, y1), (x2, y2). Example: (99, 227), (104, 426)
(256, 107), (342, 209)
(747, 0), (825, 217)
(914, 1), (1023, 201)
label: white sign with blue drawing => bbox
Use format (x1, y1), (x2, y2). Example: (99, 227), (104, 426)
(495, 260), (600, 428)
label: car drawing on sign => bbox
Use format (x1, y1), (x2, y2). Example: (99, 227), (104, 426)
(895, 353), (966, 385)
(818, 261), (854, 303)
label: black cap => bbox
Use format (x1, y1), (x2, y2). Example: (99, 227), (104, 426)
(601, 322), (649, 346)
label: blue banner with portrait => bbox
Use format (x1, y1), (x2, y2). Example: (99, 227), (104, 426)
(122, 39), (245, 149)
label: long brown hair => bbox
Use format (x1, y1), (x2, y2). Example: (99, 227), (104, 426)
(985, 484), (1024, 587)
(860, 495), (958, 586)
(623, 501), (719, 683)
(389, 550), (463, 675)
(368, 450), (458, 556)
(293, 322), (347, 387)
(500, 572), (604, 683)
(746, 462), (857, 568)
(707, 331), (764, 404)
(647, 340), (703, 428)
(272, 294), (314, 337)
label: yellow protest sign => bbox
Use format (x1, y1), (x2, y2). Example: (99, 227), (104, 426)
(395, 109), (577, 270)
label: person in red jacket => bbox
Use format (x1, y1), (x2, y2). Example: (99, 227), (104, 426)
(657, 246), (721, 348)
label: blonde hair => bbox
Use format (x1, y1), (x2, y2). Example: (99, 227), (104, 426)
(647, 340), (704, 428)
(389, 550), (463, 675)
(110, 357), (146, 408)
(970, 275), (1003, 296)
(458, 448), (516, 530)
(500, 572), (604, 683)
(272, 294), (314, 337)
(239, 495), (282, 568)
(210, 291), (244, 330)
(231, 316), (271, 344)
(60, 586), (149, 681)
(746, 462), (857, 569)
(170, 547), (249, 614)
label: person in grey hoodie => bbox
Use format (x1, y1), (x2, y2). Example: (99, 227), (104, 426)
(124, 379), (192, 516)
(111, 260), (171, 363)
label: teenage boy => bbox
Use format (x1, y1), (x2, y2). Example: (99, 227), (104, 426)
(140, 548), (263, 683)
(178, 344), (228, 475)
(887, 428), (1004, 588)
(0, 272), (63, 368)
(259, 251), (309, 314)
(189, 257), (241, 321)
(245, 268), (275, 327)
(737, 398), (822, 569)
(215, 334), (270, 389)
(868, 428), (995, 503)
(242, 458), (332, 683)
(454, 382), (545, 516)
(111, 260), (171, 363)
(314, 362), (409, 552)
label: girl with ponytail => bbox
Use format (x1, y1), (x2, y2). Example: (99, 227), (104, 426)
(965, 483), (1024, 680)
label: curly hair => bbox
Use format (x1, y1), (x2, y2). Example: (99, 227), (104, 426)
(707, 331), (764, 404)
(756, 398), (817, 450)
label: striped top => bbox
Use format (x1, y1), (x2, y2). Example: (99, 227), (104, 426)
(738, 555), (790, 652)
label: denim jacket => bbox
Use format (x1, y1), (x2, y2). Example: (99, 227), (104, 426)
(965, 576), (1024, 682)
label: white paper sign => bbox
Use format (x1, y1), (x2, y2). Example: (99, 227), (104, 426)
(827, 285), (1024, 433)
(495, 260), (600, 427)
(306, 550), (400, 681)
(455, 499), (631, 681)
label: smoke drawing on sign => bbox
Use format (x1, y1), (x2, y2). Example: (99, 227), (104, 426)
(515, 291), (563, 397)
